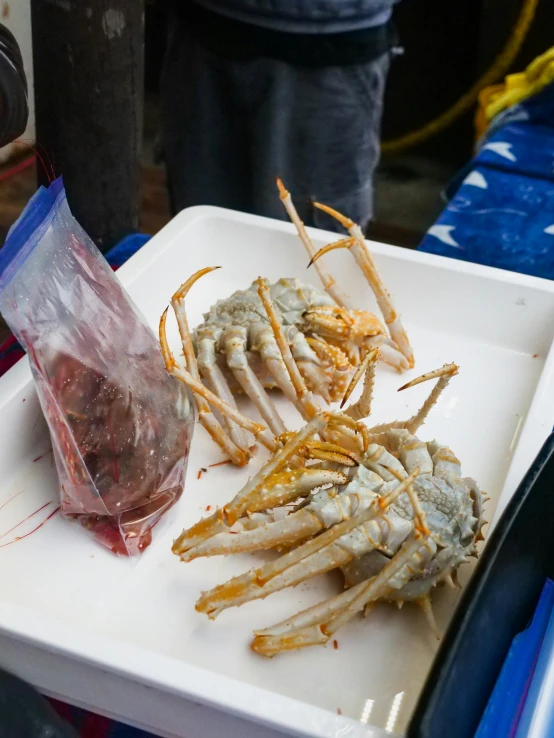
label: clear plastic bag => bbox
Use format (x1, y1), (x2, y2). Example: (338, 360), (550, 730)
(0, 178), (195, 555)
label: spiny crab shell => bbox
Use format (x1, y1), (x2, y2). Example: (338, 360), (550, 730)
(339, 429), (485, 603)
(199, 278), (338, 334)
(179, 423), (486, 655)
(195, 277), (386, 398)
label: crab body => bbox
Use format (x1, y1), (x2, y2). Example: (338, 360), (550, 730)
(189, 429), (484, 633)
(338, 430), (483, 604)
(195, 277), (385, 406)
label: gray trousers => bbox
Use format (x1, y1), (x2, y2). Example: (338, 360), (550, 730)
(161, 26), (389, 233)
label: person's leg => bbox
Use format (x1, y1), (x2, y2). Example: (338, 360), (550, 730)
(249, 53), (390, 232)
(160, 11), (249, 215)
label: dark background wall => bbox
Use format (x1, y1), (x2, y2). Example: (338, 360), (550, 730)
(382, 0), (553, 163)
(145, 0), (167, 94)
(382, 0), (482, 163)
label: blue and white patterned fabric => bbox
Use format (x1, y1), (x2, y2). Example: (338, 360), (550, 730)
(476, 122), (554, 183)
(418, 165), (554, 279)
(419, 81), (554, 279)
(442, 119), (554, 202)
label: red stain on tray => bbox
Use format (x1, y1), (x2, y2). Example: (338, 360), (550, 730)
(0, 501), (60, 548)
(33, 448), (54, 465)
(209, 460), (232, 468)
(0, 490), (23, 512)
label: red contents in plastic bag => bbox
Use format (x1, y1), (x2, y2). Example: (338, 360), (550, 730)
(0, 179), (194, 555)
(38, 352), (191, 555)
(34, 348), (192, 556)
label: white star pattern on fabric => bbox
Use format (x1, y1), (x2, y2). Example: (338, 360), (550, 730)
(481, 142), (517, 162)
(463, 171), (488, 189)
(427, 225), (460, 247)
(544, 225), (554, 235)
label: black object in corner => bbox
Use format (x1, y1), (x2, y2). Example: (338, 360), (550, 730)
(408, 432), (554, 738)
(0, 668), (78, 738)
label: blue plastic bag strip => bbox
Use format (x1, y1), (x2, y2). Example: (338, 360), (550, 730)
(515, 587), (554, 737)
(0, 176), (65, 293)
(476, 579), (554, 737)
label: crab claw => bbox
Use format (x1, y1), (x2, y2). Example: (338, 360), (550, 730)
(303, 306), (386, 342)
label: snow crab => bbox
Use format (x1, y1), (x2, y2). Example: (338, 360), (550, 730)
(163, 282), (486, 656)
(159, 180), (413, 465)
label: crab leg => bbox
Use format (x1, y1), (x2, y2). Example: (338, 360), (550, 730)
(252, 323), (311, 418)
(304, 304), (354, 332)
(273, 427), (363, 462)
(364, 334), (409, 372)
(276, 178), (351, 309)
(364, 443), (408, 482)
(170, 269), (259, 456)
(303, 304), (389, 371)
(296, 362), (332, 404)
(303, 441), (360, 466)
(160, 308), (252, 466)
(182, 470), (349, 561)
(172, 414), (328, 556)
(304, 285), (406, 373)
(312, 202), (414, 369)
(314, 202), (414, 367)
(257, 282), (364, 452)
(220, 415), (326, 522)
(305, 337), (352, 402)
(246, 467), (347, 511)
(196, 519), (376, 617)
(196, 324), (251, 453)
(195, 469), (419, 617)
(251, 483), (433, 655)
(384, 430), (434, 476)
(342, 347), (379, 420)
(257, 278), (321, 419)
(326, 411), (370, 454)
(160, 311), (275, 453)
(258, 466), (419, 578)
(400, 363), (459, 434)
(426, 440), (461, 486)
(221, 325), (287, 436)
(188, 513), (331, 561)
(325, 424), (365, 455)
(343, 341), (361, 366)
(252, 533), (435, 656)
(369, 363), (459, 436)
(288, 330), (331, 403)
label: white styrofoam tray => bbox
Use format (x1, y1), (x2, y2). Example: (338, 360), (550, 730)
(1, 207), (554, 738)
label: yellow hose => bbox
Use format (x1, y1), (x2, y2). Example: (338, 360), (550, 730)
(381, 0), (540, 155)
